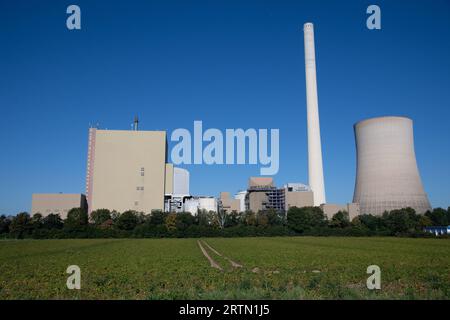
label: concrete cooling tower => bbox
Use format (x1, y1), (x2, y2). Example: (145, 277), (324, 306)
(352, 116), (431, 215)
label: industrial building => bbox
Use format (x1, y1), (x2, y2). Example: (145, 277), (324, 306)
(86, 119), (195, 214)
(245, 177), (284, 212)
(164, 166), (191, 213)
(320, 203), (360, 220)
(284, 183), (314, 211)
(245, 178), (314, 213)
(28, 23), (435, 223)
(31, 194), (87, 219)
(172, 167), (190, 196)
(184, 197), (217, 215)
(352, 116), (432, 215)
(218, 192), (240, 214)
(424, 226), (450, 236)
(234, 191), (247, 212)
(86, 126), (168, 214)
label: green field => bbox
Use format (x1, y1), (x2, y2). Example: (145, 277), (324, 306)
(0, 237), (449, 299)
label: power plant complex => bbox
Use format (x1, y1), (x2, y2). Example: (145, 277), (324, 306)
(31, 22), (432, 219)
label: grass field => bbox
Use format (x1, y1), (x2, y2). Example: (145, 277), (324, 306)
(0, 237), (449, 299)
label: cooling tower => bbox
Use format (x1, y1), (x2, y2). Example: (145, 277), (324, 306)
(303, 22), (326, 206)
(352, 116), (431, 215)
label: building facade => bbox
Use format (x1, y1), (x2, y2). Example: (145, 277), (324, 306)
(234, 191), (247, 212)
(320, 203), (360, 220)
(31, 194), (87, 219)
(86, 128), (168, 214)
(284, 183), (314, 211)
(184, 197), (217, 215)
(219, 192), (240, 214)
(246, 177), (285, 213)
(245, 178), (314, 213)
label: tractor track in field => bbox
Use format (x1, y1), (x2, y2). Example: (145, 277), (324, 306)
(198, 240), (243, 270)
(197, 240), (223, 271)
(202, 240), (243, 268)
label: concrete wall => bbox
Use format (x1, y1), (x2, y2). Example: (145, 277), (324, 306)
(321, 203), (360, 220)
(31, 194), (87, 219)
(165, 163), (174, 195)
(353, 116), (431, 215)
(234, 191), (247, 212)
(248, 191), (268, 212)
(219, 192), (240, 213)
(285, 191), (314, 211)
(249, 177), (274, 188)
(87, 129), (167, 213)
(184, 197), (217, 215)
(173, 167), (189, 196)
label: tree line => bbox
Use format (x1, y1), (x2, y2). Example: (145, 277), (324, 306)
(0, 206), (449, 239)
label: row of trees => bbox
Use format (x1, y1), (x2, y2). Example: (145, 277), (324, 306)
(0, 206), (449, 239)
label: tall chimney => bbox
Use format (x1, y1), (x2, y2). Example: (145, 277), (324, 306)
(133, 116), (139, 131)
(303, 22), (326, 206)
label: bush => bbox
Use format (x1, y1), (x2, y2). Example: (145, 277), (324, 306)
(287, 206), (327, 233)
(116, 211), (139, 231)
(5, 206), (449, 239)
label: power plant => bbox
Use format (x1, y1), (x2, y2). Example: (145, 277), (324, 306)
(352, 116), (432, 215)
(303, 22), (326, 206)
(30, 23), (434, 220)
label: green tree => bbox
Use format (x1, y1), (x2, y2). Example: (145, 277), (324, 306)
(357, 214), (385, 232)
(266, 209), (283, 226)
(150, 210), (167, 226)
(418, 215), (433, 228)
(425, 208), (448, 226)
(257, 211), (269, 227)
(244, 211), (257, 226)
(165, 213), (177, 232)
(42, 214), (63, 229)
(176, 212), (195, 231)
(111, 210), (120, 222)
(65, 207), (88, 231)
(0, 215), (11, 234)
(196, 210), (211, 227)
(224, 211), (240, 227)
(116, 210), (139, 230)
(330, 211), (351, 228)
(10, 212), (32, 238)
(382, 208), (418, 234)
(136, 212), (148, 225)
(90, 209), (111, 225)
(286, 206), (327, 233)
(31, 213), (44, 230)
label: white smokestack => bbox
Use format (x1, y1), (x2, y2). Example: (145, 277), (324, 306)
(303, 22), (326, 206)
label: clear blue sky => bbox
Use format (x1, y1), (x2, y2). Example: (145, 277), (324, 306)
(1, 0), (449, 215)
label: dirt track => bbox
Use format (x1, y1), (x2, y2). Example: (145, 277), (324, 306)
(197, 240), (223, 270)
(202, 241), (243, 268)
(198, 240), (243, 270)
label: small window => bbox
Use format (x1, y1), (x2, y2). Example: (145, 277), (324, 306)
(141, 172), (144, 176)
(134, 201), (139, 206)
